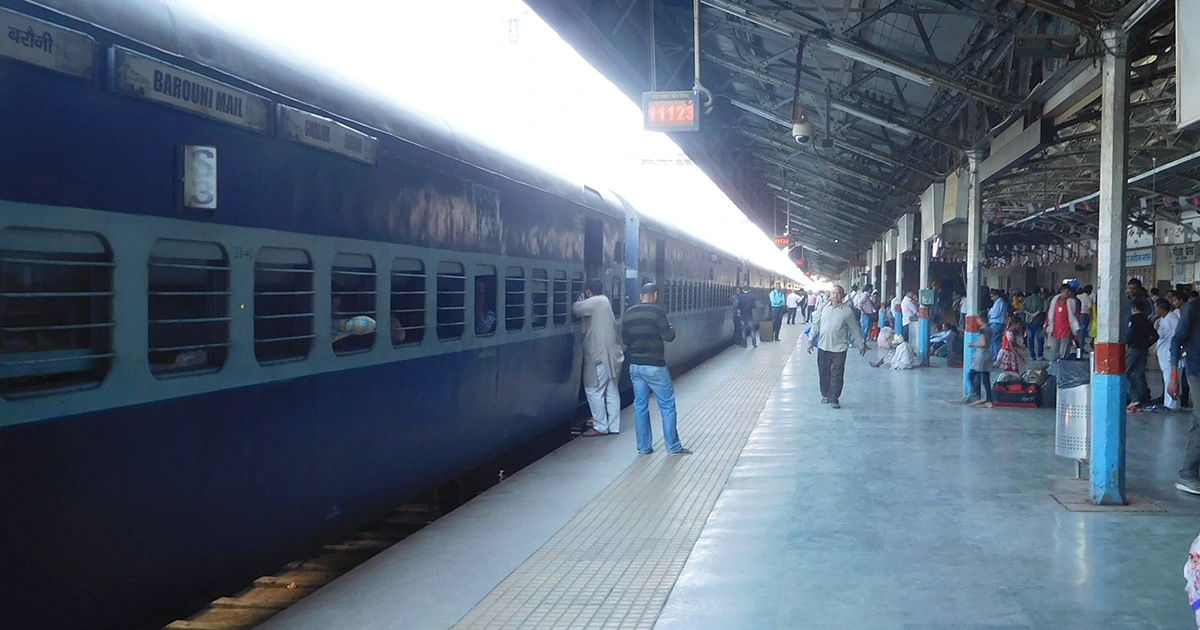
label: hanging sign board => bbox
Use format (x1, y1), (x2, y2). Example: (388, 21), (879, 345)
(1171, 243), (1200, 264)
(1127, 248), (1154, 268)
(642, 91), (700, 132)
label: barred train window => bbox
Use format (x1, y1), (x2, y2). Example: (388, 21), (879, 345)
(0, 228), (113, 399)
(254, 247), (314, 365)
(148, 239), (230, 378)
(436, 261), (466, 341)
(332, 253), (376, 355)
(553, 270), (569, 325)
(390, 258), (425, 346)
(474, 264), (497, 337)
(505, 266), (525, 332)
(531, 268), (548, 329)
(571, 271), (583, 323)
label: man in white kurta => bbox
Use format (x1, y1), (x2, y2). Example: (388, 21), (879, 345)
(574, 279), (624, 435)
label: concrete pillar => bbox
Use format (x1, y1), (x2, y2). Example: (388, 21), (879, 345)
(880, 235), (891, 331)
(1091, 27), (1129, 506)
(918, 238), (932, 366)
(963, 149), (984, 400)
(895, 245), (904, 339)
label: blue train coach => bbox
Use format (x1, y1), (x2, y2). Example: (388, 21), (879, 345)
(0, 0), (782, 627)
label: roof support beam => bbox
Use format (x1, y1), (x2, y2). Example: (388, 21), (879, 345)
(705, 53), (965, 150)
(843, 0), (908, 37)
(758, 154), (885, 204)
(729, 97), (939, 180)
(738, 128), (924, 196)
(1011, 0), (1098, 27)
(700, 0), (1016, 109)
(762, 173), (897, 227)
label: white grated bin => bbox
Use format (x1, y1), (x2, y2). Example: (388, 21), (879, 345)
(1054, 358), (1091, 459)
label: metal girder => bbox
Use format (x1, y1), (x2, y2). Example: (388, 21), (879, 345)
(700, 0), (1017, 110)
(704, 52), (966, 150)
(1012, 0), (1098, 27)
(758, 153), (885, 204)
(761, 172), (897, 227)
(728, 97), (939, 180)
(737, 128), (925, 196)
(774, 195), (866, 243)
(843, 0), (908, 37)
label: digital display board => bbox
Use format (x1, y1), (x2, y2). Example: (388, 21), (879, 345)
(774, 236), (790, 246)
(642, 91), (700, 132)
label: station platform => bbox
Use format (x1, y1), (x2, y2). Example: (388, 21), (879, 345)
(260, 323), (1199, 630)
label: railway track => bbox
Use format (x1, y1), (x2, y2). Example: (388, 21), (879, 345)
(163, 502), (440, 630)
(162, 418), (588, 630)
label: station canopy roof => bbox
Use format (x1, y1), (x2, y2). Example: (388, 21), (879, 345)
(525, 0), (1192, 270)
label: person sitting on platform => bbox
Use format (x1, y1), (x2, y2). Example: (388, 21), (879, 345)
(870, 324), (894, 368)
(889, 335), (917, 370)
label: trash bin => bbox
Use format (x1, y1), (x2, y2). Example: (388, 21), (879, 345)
(1054, 358), (1091, 459)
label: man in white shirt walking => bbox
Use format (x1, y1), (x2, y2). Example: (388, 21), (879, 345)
(786, 288), (802, 325)
(809, 285), (867, 409)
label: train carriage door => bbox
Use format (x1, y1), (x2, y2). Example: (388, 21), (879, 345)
(584, 218), (603, 281)
(655, 239), (666, 287)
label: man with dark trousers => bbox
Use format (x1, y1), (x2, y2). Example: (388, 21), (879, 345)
(808, 285), (867, 409)
(768, 284), (786, 341)
(623, 283), (691, 455)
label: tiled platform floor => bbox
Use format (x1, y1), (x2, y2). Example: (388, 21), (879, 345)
(264, 321), (1200, 630)
(656, 342), (1200, 629)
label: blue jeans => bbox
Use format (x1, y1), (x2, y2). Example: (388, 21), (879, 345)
(1026, 325), (1044, 359)
(630, 364), (682, 453)
(988, 322), (1004, 360)
(860, 313), (872, 338)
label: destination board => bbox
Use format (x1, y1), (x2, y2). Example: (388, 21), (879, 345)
(276, 105), (378, 165)
(109, 46), (271, 132)
(1, 7), (94, 79)
(642, 91), (700, 132)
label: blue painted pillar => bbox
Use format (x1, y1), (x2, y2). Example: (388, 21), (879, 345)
(1090, 27), (1129, 505)
(918, 307), (931, 365)
(964, 150), (984, 399)
(963, 318), (979, 399)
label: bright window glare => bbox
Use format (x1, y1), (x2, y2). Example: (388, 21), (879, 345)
(188, 0), (812, 283)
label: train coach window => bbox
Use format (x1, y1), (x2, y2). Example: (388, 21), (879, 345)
(148, 239), (230, 378)
(610, 277), (621, 317)
(436, 261), (466, 341)
(332, 254), (376, 355)
(553, 270), (569, 325)
(571, 272), (584, 323)
(0, 228), (113, 399)
(474, 265), (497, 337)
(254, 247), (314, 365)
(505, 266), (525, 332)
(390, 258), (425, 346)
(531, 268), (548, 329)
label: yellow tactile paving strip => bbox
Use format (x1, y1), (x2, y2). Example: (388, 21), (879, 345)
(451, 325), (802, 630)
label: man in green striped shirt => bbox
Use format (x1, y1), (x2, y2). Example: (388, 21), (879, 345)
(623, 283), (690, 455)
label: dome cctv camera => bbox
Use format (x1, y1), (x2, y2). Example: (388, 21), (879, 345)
(792, 120), (813, 145)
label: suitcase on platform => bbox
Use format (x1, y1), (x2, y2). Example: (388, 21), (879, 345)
(759, 320), (774, 342)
